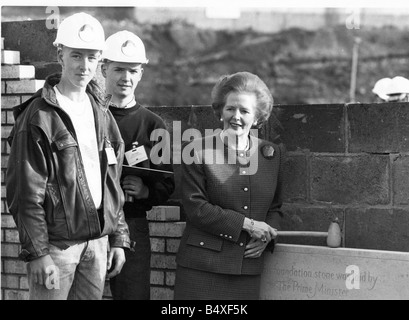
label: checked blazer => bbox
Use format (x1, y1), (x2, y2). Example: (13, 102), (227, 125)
(176, 133), (284, 275)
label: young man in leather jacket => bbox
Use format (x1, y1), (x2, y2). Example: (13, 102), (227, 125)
(6, 12), (130, 300)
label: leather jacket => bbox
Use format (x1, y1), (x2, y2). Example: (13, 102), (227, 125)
(6, 73), (130, 261)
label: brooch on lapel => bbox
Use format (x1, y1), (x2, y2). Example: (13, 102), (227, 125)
(262, 145), (275, 159)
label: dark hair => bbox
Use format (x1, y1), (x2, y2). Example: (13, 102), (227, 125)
(211, 71), (274, 128)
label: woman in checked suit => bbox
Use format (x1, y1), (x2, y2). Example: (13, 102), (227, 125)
(174, 71), (285, 300)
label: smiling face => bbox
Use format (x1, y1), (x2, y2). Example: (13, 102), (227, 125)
(58, 46), (100, 89)
(102, 61), (143, 101)
(221, 91), (258, 138)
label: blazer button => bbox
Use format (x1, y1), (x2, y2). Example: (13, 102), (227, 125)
(229, 236), (232, 239)
(220, 233), (224, 237)
(243, 206), (248, 210)
(200, 242), (204, 246)
(243, 187), (249, 192)
(242, 170), (247, 174)
(239, 242), (244, 247)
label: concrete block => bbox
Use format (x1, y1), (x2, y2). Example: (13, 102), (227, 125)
(348, 103), (409, 153)
(273, 104), (345, 152)
(1, 65), (35, 79)
(260, 243), (409, 300)
(311, 155), (390, 205)
(1, 50), (20, 65)
(1, 20), (57, 64)
(392, 154), (409, 205)
(279, 204), (345, 247)
(6, 79), (44, 94)
(345, 208), (409, 252)
(283, 153), (308, 202)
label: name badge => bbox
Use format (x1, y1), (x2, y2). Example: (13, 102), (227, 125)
(105, 147), (118, 165)
(125, 145), (148, 166)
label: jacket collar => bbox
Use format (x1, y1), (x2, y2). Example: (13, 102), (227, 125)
(13, 73), (112, 121)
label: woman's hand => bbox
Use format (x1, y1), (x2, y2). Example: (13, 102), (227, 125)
(244, 238), (267, 258)
(243, 217), (277, 243)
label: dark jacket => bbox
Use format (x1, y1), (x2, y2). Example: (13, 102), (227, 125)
(109, 104), (175, 218)
(6, 73), (130, 262)
(176, 133), (284, 275)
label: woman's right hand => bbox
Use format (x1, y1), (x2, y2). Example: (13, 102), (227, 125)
(243, 217), (277, 243)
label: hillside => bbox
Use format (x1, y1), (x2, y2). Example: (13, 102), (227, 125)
(100, 19), (409, 106)
(2, 6), (409, 106)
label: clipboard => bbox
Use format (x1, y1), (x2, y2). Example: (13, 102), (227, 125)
(122, 164), (173, 184)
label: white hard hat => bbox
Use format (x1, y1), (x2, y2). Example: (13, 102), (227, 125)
(53, 12), (105, 51)
(101, 31), (149, 64)
(372, 77), (391, 101)
(384, 76), (409, 95)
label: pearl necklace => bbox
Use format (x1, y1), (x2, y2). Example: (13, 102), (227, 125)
(220, 130), (250, 151)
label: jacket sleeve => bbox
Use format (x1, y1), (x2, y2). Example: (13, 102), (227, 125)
(109, 128), (131, 249)
(181, 143), (245, 243)
(137, 118), (175, 207)
(266, 143), (286, 252)
(6, 122), (51, 261)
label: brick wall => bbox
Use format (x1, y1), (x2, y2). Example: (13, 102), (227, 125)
(1, 34), (409, 300)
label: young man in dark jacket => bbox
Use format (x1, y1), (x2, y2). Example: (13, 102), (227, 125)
(6, 12), (130, 300)
(101, 31), (175, 300)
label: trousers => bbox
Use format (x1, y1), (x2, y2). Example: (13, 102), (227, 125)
(110, 217), (151, 300)
(27, 236), (108, 300)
